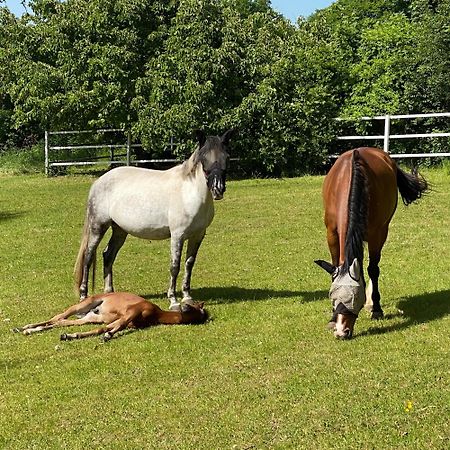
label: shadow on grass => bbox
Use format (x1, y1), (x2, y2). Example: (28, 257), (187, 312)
(358, 290), (450, 337)
(143, 287), (328, 304)
(0, 210), (25, 222)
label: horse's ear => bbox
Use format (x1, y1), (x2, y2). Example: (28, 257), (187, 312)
(314, 259), (336, 275)
(349, 258), (361, 281)
(194, 130), (206, 148)
(221, 128), (237, 145)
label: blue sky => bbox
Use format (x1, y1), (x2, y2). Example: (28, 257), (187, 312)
(4, 1), (336, 21)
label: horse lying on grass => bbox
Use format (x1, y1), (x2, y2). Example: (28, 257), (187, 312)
(13, 292), (208, 341)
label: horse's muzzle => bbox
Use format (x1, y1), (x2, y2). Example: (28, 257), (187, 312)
(207, 171), (226, 200)
(333, 313), (356, 339)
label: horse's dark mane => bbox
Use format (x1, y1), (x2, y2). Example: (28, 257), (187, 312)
(183, 136), (219, 176)
(343, 150), (368, 273)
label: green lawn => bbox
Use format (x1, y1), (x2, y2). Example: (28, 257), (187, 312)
(0, 170), (449, 449)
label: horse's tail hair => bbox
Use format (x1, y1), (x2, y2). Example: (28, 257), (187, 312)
(73, 212), (96, 296)
(396, 165), (428, 205)
(343, 149), (368, 273)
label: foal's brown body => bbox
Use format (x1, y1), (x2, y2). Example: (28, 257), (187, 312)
(14, 292), (207, 341)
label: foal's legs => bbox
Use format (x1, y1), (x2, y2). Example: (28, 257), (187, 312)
(14, 297), (105, 335)
(167, 235), (185, 311)
(103, 223), (128, 294)
(61, 315), (135, 341)
(181, 232), (205, 307)
(79, 222), (109, 299)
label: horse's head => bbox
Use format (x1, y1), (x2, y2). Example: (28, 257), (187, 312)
(194, 129), (236, 200)
(181, 301), (209, 324)
(315, 258), (365, 339)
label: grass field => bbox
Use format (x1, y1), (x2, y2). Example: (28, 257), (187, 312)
(0, 170), (449, 449)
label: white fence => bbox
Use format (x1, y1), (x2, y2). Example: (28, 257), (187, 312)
(336, 112), (450, 157)
(336, 113), (450, 158)
(44, 129), (179, 175)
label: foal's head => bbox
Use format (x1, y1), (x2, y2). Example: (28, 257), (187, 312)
(315, 258), (365, 339)
(181, 301), (209, 324)
(194, 129), (236, 200)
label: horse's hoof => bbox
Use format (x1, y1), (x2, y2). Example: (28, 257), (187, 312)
(60, 333), (68, 341)
(102, 332), (113, 342)
(371, 311), (384, 320)
(169, 303), (181, 312)
(12, 328), (21, 333)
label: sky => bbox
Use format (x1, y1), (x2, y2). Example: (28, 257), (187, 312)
(3, 1), (336, 22)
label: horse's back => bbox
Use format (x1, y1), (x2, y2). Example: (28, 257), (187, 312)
(324, 147), (398, 231)
(86, 164), (214, 239)
(355, 148), (398, 225)
(87, 166), (182, 238)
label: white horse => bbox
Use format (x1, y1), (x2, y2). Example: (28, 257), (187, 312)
(74, 129), (235, 311)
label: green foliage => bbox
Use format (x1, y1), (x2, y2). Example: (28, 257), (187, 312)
(1, 0), (450, 174)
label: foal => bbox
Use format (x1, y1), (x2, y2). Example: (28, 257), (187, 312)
(13, 292), (208, 341)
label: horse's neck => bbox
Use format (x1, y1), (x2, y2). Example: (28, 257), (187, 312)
(182, 154), (210, 195)
(182, 151), (199, 177)
(156, 310), (200, 325)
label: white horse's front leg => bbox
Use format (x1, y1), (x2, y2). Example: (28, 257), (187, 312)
(168, 236), (184, 311)
(182, 232), (205, 308)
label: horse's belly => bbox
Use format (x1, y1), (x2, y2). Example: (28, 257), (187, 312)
(111, 208), (171, 240)
(131, 227), (171, 240)
(118, 221), (171, 240)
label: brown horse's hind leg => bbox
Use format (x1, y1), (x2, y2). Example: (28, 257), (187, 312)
(366, 233), (387, 320)
(14, 297), (105, 335)
(61, 316), (132, 341)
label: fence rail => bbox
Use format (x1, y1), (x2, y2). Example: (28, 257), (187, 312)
(44, 129), (179, 175)
(336, 112), (450, 157)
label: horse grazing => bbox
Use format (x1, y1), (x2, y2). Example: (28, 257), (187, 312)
(315, 147), (428, 339)
(13, 292), (208, 341)
(74, 129), (236, 311)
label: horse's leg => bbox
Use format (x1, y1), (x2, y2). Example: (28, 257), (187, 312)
(326, 227), (340, 326)
(181, 232), (205, 307)
(14, 297), (104, 334)
(167, 235), (184, 311)
(366, 230), (387, 320)
(103, 223), (128, 294)
(19, 310), (105, 335)
(61, 316), (132, 341)
(79, 222), (109, 299)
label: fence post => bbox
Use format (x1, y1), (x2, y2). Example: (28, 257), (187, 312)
(383, 115), (390, 153)
(44, 130), (49, 176)
(126, 130), (131, 166)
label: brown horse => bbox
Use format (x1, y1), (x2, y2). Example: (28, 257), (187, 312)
(13, 292), (208, 341)
(315, 147), (428, 339)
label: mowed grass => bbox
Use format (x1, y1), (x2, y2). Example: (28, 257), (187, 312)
(0, 170), (449, 449)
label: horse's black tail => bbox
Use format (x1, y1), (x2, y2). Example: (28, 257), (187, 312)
(396, 165), (428, 205)
(343, 149), (368, 273)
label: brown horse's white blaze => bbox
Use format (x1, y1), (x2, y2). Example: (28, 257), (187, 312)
(13, 292), (208, 341)
(315, 147), (428, 339)
(73, 129), (236, 311)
